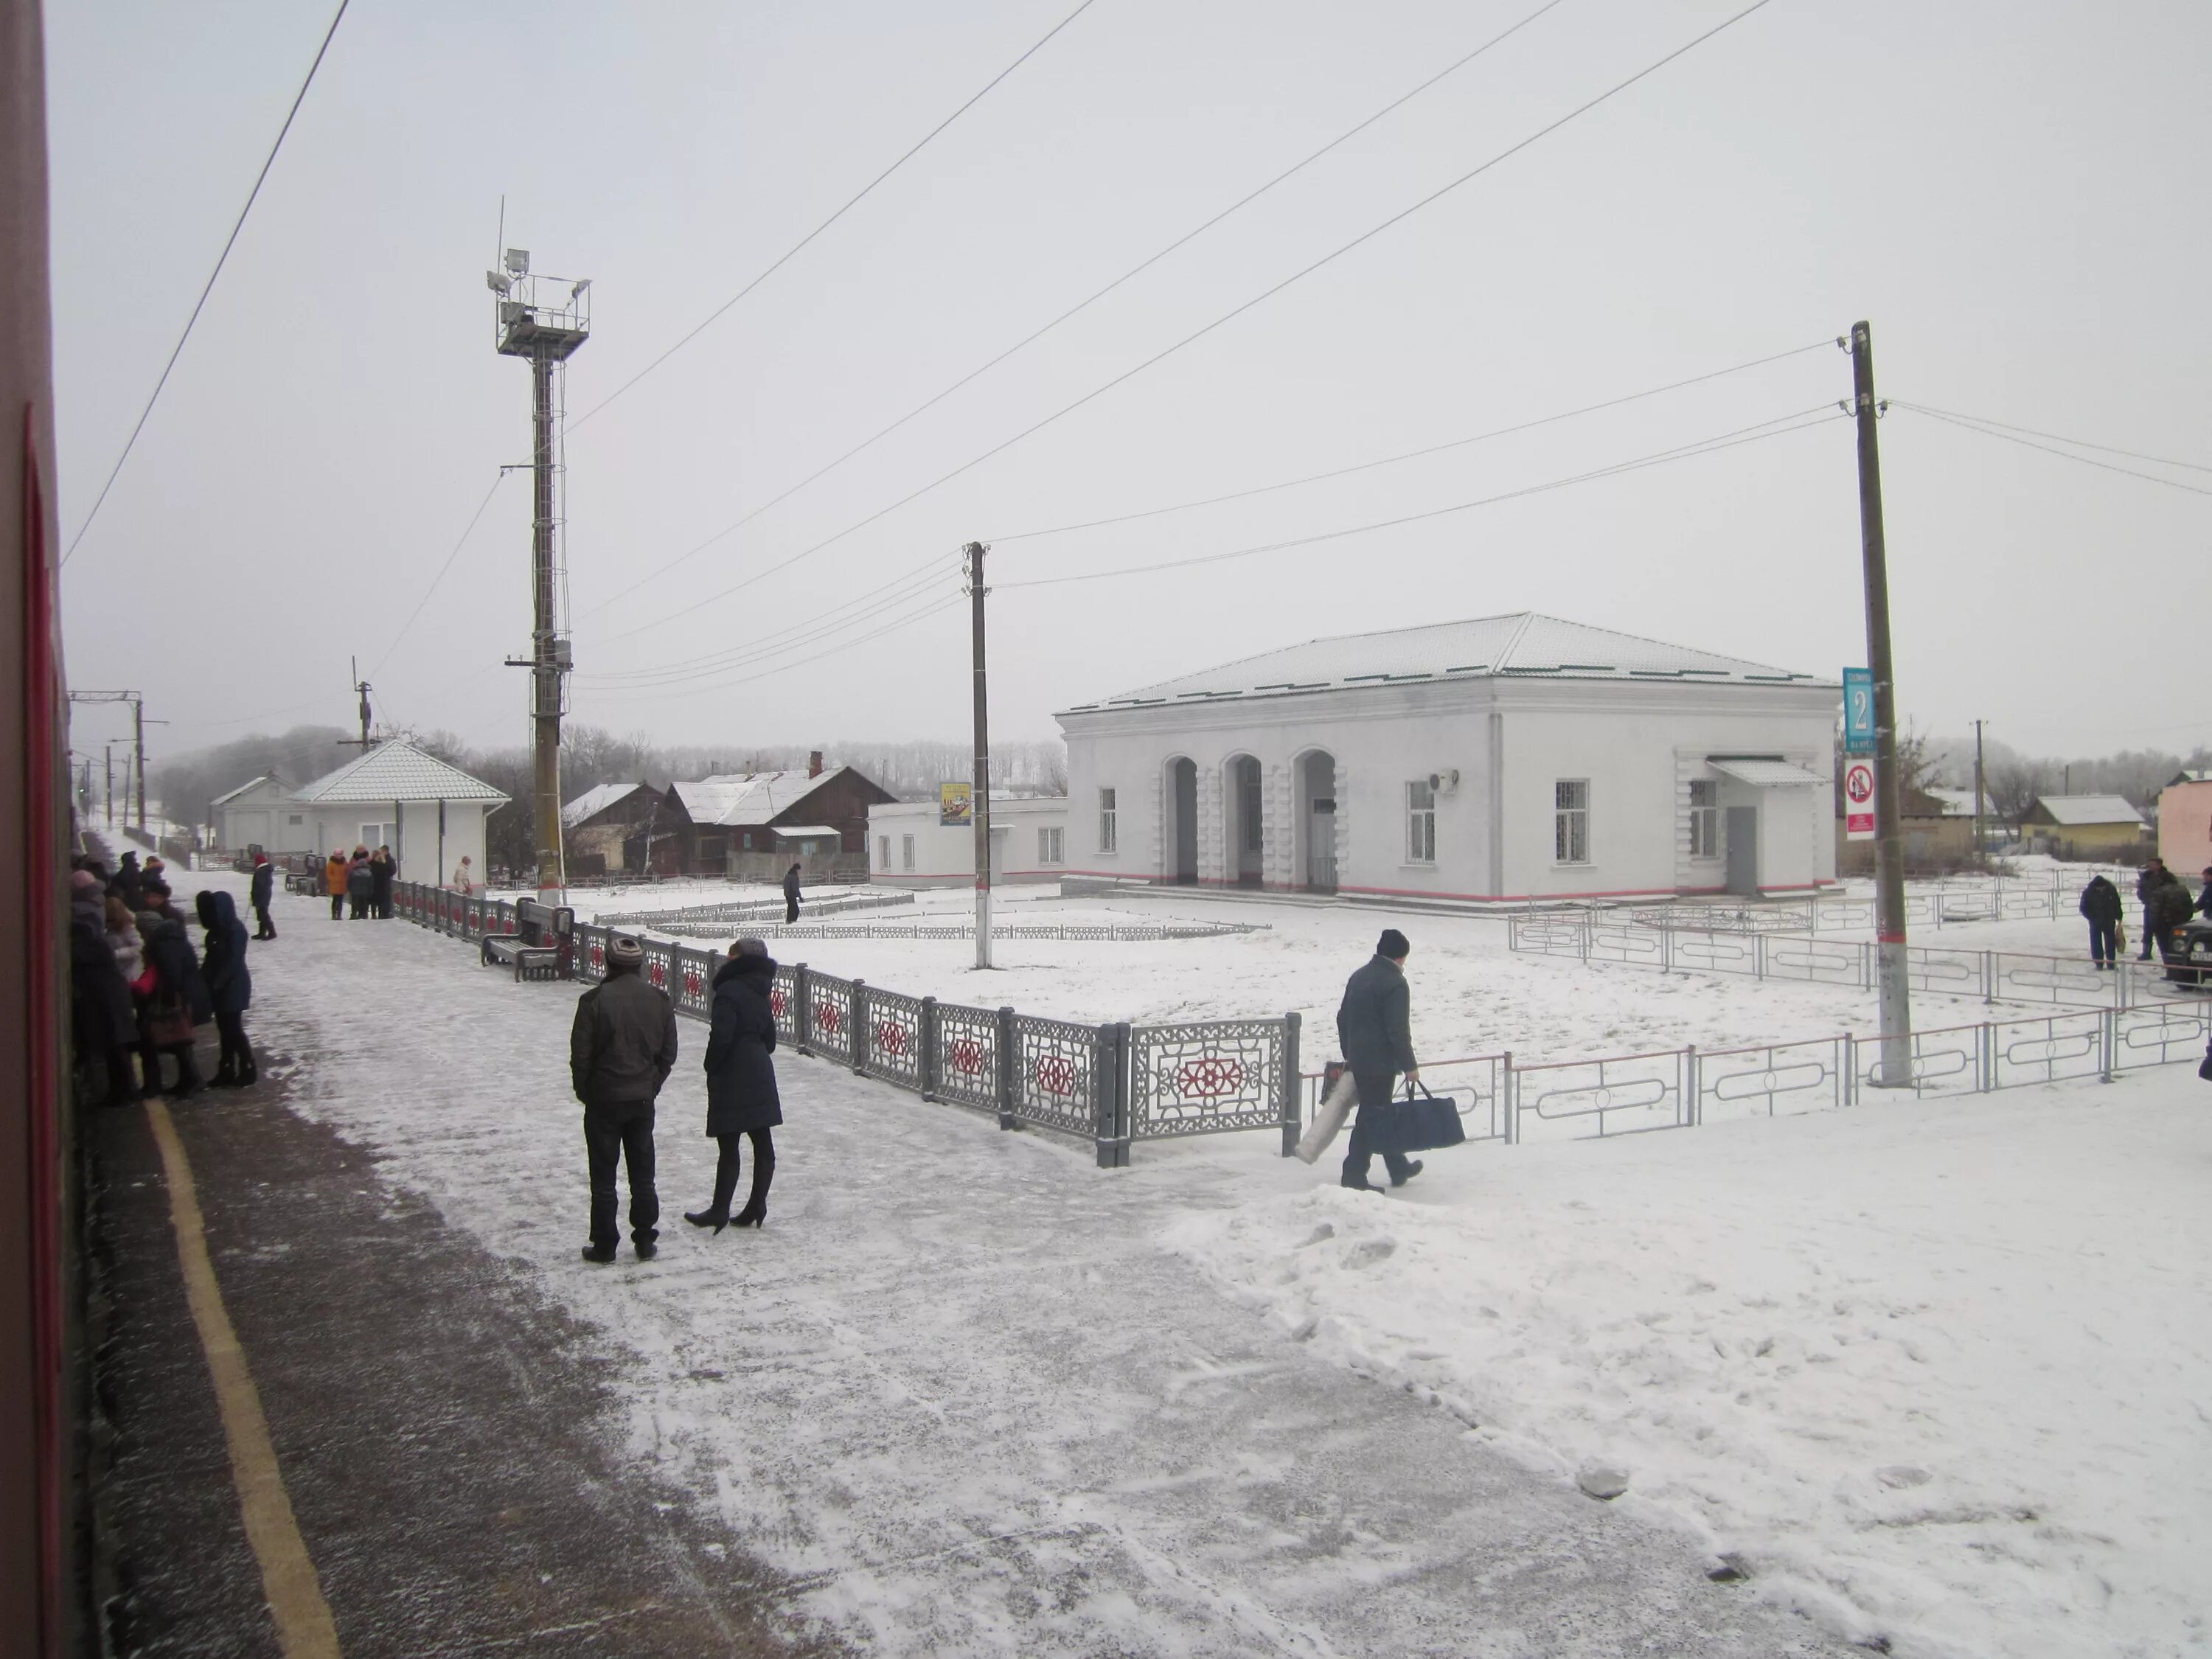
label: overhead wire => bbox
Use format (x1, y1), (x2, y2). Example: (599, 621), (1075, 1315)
(588, 0), (1778, 649)
(63, 0), (352, 566)
(995, 404), (1844, 590)
(1888, 403), (2212, 497)
(571, 0), (1572, 621)
(566, 0), (1102, 435)
(989, 338), (1832, 542)
(578, 591), (969, 703)
(367, 471), (513, 679)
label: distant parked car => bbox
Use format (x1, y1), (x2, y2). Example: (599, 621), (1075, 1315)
(2172, 916), (2212, 987)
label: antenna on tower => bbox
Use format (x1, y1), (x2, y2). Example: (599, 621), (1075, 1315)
(340, 655), (375, 749)
(484, 225), (590, 902)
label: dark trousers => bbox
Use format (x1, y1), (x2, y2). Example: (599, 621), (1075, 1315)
(330, 891), (344, 919)
(349, 892), (369, 919)
(584, 1099), (659, 1247)
(254, 902), (276, 939)
(785, 896), (799, 924)
(2140, 906), (2156, 959)
(215, 1009), (251, 1075)
(707, 1128), (775, 1217)
(1341, 1068), (1413, 1189)
(372, 883), (392, 919)
(2090, 921), (2117, 966)
(141, 1036), (201, 1096)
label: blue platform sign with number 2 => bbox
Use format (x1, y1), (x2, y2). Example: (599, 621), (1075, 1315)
(1843, 668), (1874, 754)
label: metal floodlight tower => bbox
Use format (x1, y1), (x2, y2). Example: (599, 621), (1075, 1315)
(489, 246), (589, 900)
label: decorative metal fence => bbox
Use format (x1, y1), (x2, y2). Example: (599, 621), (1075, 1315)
(1624, 870), (2147, 936)
(597, 889), (917, 931)
(393, 882), (1298, 1166)
(1512, 912), (2208, 1012)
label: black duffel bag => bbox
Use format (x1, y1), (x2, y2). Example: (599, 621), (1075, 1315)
(1362, 1079), (1468, 1155)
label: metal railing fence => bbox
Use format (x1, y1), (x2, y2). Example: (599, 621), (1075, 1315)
(393, 880), (1298, 1166)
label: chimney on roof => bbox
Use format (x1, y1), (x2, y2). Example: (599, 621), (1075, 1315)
(808, 750), (824, 779)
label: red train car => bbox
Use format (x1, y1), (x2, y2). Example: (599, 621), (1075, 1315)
(1, 1), (83, 1653)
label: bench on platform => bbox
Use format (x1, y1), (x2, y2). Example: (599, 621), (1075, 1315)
(481, 897), (574, 982)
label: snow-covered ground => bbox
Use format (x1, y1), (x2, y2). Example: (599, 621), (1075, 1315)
(201, 873), (2212, 1657)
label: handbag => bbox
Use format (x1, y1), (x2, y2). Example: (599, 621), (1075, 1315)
(145, 994), (193, 1048)
(1363, 1079), (1468, 1155)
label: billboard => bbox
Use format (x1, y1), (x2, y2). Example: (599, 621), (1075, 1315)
(939, 782), (972, 828)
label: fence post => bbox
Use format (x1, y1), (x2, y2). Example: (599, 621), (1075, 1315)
(1279, 1012), (1301, 1158)
(849, 980), (869, 1076)
(919, 996), (939, 1100)
(1685, 1044), (1700, 1127)
(1753, 933), (1765, 981)
(794, 964), (813, 1057)
(1502, 1050), (1517, 1145)
(2099, 1007), (2115, 1083)
(1982, 950), (1994, 1005)
(1843, 1033), (1856, 1105)
(996, 1006), (1018, 1130)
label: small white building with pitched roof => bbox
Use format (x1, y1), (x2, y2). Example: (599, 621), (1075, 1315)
(287, 740), (509, 881)
(1057, 612), (1839, 903)
(210, 773), (296, 855)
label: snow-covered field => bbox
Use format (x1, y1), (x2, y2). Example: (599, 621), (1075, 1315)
(202, 872), (2212, 1657)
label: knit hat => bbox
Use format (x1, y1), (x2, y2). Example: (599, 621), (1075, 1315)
(734, 936), (768, 959)
(608, 934), (645, 970)
(70, 869), (100, 891)
(1377, 928), (1411, 960)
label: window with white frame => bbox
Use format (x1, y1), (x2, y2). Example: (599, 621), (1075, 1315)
(901, 834), (916, 872)
(1405, 779), (1436, 863)
(1554, 780), (1590, 863)
(1038, 826), (1063, 865)
(878, 834), (890, 869)
(1688, 780), (1719, 860)
(1099, 787), (1117, 853)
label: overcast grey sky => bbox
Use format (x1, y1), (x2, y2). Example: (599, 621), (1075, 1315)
(46, 0), (2212, 775)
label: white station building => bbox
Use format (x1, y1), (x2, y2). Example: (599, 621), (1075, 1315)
(867, 796), (1071, 889)
(1056, 613), (1839, 902)
(212, 740), (509, 881)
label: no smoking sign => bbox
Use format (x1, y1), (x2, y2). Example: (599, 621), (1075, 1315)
(1843, 758), (1877, 841)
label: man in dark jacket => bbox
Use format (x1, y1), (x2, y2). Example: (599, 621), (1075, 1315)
(2146, 867), (2196, 974)
(196, 890), (256, 1087)
(782, 863), (802, 925)
(111, 849), (143, 911)
(2079, 874), (2124, 968)
(569, 934), (678, 1262)
(248, 853), (276, 940)
(2135, 861), (2170, 961)
(1336, 928), (1422, 1192)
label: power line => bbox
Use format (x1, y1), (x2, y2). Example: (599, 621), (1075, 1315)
(990, 338), (1831, 542)
(997, 405), (1843, 590)
(572, 0), (1571, 622)
(367, 471), (513, 679)
(1892, 403), (2212, 498)
(588, 0), (1778, 648)
(566, 0), (1102, 435)
(1888, 400), (2212, 480)
(579, 591), (968, 703)
(576, 552), (956, 685)
(62, 0), (351, 566)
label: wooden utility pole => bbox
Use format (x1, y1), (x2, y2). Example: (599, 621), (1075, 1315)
(967, 540), (992, 970)
(1972, 720), (1987, 862)
(1848, 321), (1911, 1085)
(132, 696), (147, 834)
(338, 656), (375, 751)
(103, 743), (113, 825)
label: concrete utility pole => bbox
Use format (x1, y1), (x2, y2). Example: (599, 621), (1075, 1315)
(133, 698), (147, 834)
(338, 656), (375, 751)
(967, 540), (993, 970)
(1972, 720), (1987, 862)
(103, 743), (113, 825)
(1848, 321), (1912, 1085)
(489, 246), (588, 901)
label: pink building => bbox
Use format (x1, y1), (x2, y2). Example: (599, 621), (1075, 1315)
(2157, 771), (2212, 879)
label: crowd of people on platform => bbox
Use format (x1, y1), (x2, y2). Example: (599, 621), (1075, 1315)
(323, 844), (399, 920)
(67, 846), (257, 1105)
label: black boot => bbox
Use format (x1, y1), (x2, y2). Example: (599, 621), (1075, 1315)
(170, 1057), (206, 1100)
(237, 1054), (258, 1087)
(211, 1054), (240, 1089)
(683, 1206), (729, 1234)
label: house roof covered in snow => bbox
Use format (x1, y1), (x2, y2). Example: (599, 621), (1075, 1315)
(2025, 793), (2143, 827)
(669, 768), (852, 828)
(1062, 612), (1832, 712)
(2167, 771), (2212, 788)
(212, 773), (284, 807)
(1922, 787), (1994, 818)
(562, 780), (657, 830)
(291, 740), (509, 806)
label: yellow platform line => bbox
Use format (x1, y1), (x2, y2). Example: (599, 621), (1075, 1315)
(147, 1099), (343, 1658)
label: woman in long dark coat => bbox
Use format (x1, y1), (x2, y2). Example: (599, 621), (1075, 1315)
(685, 938), (782, 1232)
(195, 888), (255, 1086)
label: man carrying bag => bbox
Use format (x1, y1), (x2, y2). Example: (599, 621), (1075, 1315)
(1336, 928), (1425, 1192)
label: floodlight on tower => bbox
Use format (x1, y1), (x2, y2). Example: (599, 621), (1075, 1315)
(504, 248), (529, 276)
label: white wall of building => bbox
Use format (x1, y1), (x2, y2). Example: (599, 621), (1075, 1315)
(866, 798), (1070, 888)
(299, 799), (491, 884)
(1060, 680), (1834, 902)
